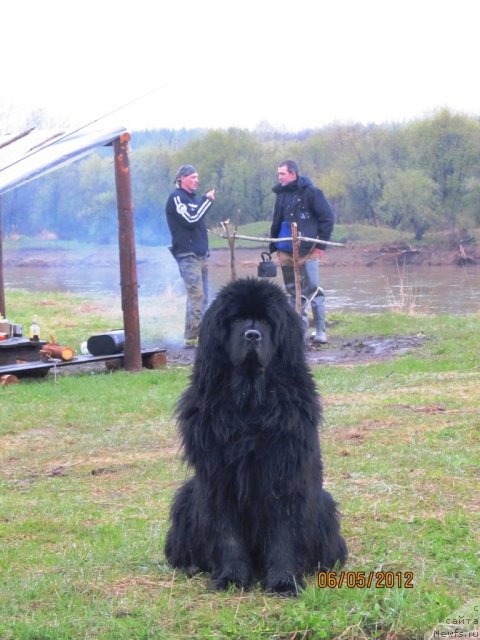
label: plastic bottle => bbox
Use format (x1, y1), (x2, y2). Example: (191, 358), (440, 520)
(80, 341), (90, 355)
(29, 315), (40, 341)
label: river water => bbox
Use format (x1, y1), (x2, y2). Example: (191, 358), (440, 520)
(5, 247), (480, 316)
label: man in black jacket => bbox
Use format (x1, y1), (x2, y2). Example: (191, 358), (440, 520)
(165, 165), (215, 348)
(270, 160), (334, 343)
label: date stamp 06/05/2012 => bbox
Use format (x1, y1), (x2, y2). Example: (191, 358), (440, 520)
(317, 571), (414, 589)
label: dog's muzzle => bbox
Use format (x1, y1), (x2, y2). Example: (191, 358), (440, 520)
(228, 319), (273, 369)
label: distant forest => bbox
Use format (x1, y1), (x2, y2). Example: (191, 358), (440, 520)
(2, 109), (480, 245)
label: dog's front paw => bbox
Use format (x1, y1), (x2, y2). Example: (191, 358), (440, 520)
(210, 563), (254, 591)
(264, 573), (305, 597)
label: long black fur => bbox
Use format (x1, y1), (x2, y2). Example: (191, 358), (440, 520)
(164, 278), (347, 595)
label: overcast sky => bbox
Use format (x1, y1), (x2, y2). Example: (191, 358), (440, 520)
(1, 0), (478, 134)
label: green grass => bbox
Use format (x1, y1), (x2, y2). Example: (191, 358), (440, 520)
(207, 221), (471, 252)
(208, 221), (403, 250)
(5, 289), (124, 352)
(332, 224), (409, 245)
(208, 221), (273, 250)
(3, 236), (105, 252)
(1, 293), (479, 639)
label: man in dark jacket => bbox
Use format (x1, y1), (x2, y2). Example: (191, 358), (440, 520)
(270, 160), (334, 343)
(165, 165), (215, 347)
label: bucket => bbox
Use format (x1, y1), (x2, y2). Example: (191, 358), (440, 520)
(87, 330), (125, 356)
(13, 324), (23, 337)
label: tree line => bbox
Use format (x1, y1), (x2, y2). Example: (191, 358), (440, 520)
(2, 108), (480, 245)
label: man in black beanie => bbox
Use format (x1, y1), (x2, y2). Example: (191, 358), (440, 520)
(165, 165), (215, 348)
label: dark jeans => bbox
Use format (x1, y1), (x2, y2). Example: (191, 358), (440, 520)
(280, 258), (325, 333)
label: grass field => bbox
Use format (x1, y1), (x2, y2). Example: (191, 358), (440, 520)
(206, 221), (465, 251)
(1, 291), (479, 639)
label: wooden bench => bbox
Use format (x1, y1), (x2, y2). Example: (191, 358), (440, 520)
(0, 347), (167, 381)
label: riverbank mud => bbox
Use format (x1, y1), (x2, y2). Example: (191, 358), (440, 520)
(164, 333), (426, 368)
(3, 240), (480, 269)
(54, 332), (426, 376)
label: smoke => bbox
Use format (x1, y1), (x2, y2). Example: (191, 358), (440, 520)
(137, 247), (187, 346)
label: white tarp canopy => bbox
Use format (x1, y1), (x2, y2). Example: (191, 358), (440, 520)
(0, 125), (128, 195)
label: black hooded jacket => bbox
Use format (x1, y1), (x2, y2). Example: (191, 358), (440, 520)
(165, 187), (213, 258)
(270, 176), (334, 256)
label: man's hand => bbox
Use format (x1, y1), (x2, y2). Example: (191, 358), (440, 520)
(311, 248), (324, 259)
(206, 188), (216, 201)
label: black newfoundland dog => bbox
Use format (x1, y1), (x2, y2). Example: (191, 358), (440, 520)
(165, 278), (346, 595)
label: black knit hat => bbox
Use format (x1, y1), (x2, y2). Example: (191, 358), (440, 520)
(175, 164), (197, 183)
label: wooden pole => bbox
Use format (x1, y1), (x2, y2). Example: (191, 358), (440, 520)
(209, 230), (345, 248)
(113, 134), (142, 372)
(221, 220), (237, 281)
(291, 222), (302, 315)
(0, 127), (35, 150)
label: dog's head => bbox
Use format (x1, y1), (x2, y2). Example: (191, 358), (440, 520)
(178, 278), (319, 428)
(194, 278), (306, 390)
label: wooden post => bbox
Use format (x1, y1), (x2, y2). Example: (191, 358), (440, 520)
(221, 220), (237, 281)
(113, 134), (142, 372)
(0, 127), (35, 150)
(291, 222), (302, 315)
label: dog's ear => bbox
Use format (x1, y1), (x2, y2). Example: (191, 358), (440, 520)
(198, 295), (231, 352)
(274, 301), (307, 369)
(193, 296), (232, 391)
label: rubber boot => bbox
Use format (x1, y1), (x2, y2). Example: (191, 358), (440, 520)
(311, 291), (327, 343)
